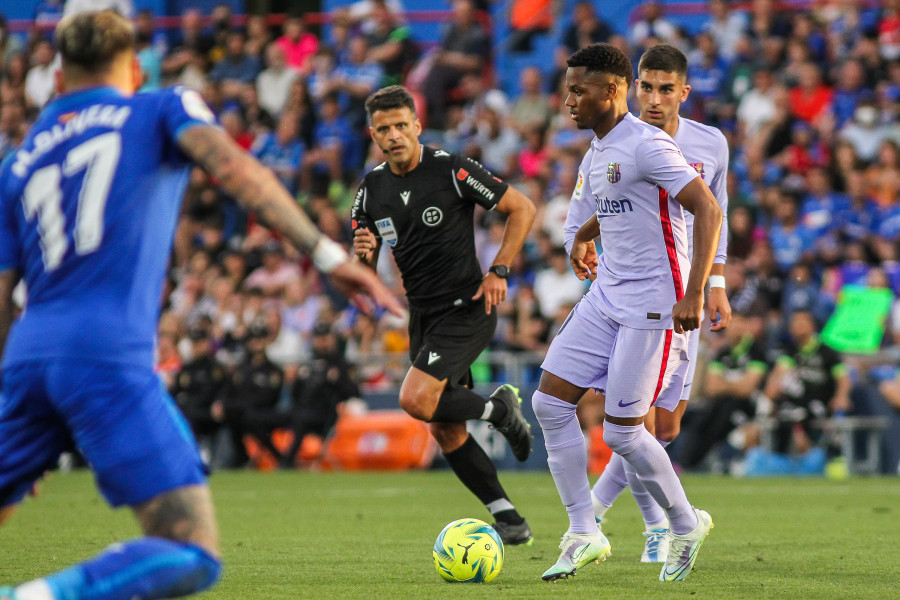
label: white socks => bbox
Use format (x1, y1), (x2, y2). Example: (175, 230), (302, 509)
(532, 390), (597, 534)
(602, 421), (698, 534)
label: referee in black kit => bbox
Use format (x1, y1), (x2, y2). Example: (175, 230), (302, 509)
(352, 85), (537, 545)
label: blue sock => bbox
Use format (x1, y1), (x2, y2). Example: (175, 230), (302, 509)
(44, 537), (220, 600)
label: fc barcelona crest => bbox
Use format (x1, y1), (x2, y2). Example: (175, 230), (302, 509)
(607, 162), (621, 184)
(689, 162), (705, 178)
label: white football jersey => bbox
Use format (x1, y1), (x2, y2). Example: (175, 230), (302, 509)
(673, 116), (729, 264)
(564, 113), (700, 329)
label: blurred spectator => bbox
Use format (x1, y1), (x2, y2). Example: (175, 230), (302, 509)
(417, 0), (490, 129)
(471, 90), (520, 177)
(34, 1), (64, 27)
(630, 1), (679, 49)
(799, 166), (850, 239)
(243, 240), (301, 299)
(303, 93), (357, 187)
(210, 30), (262, 100)
(24, 39), (55, 110)
(276, 16), (319, 75)
(533, 247), (586, 320)
(281, 321), (359, 468)
(239, 84), (276, 134)
(788, 62), (833, 124)
(135, 9), (163, 90)
(244, 14), (272, 62)
(703, 0), (748, 62)
(0, 16), (23, 66)
(63, 0), (134, 18)
(559, 1), (612, 54)
(315, 36), (383, 131)
(831, 59), (869, 127)
(0, 98), (26, 162)
(162, 9), (214, 87)
(172, 327), (227, 459)
(251, 109), (306, 195)
(349, 0), (407, 35)
(256, 43), (297, 116)
(499, 284), (548, 354)
(879, 0), (900, 61)
(687, 32), (729, 116)
(509, 66), (553, 135)
(680, 308), (769, 469)
(768, 189), (815, 273)
(749, 0), (792, 39)
(839, 96), (890, 162)
(1, 52), (28, 104)
(365, 0), (418, 86)
(746, 309), (851, 475)
(220, 325), (286, 468)
(208, 2), (237, 63)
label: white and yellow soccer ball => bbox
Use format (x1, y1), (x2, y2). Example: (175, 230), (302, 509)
(432, 518), (504, 583)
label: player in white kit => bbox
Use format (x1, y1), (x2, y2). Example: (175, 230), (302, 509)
(534, 43), (722, 583)
(584, 44), (733, 563)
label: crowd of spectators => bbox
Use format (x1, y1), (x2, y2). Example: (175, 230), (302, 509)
(3, 0), (900, 471)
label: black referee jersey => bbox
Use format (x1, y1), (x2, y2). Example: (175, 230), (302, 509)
(351, 145), (509, 308)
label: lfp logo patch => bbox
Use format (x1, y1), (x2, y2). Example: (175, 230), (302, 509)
(607, 163), (621, 184)
(375, 217), (398, 247)
(690, 162), (705, 179)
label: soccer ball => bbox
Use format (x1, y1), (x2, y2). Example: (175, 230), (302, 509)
(432, 518), (504, 583)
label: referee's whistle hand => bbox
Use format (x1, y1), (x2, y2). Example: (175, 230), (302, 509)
(353, 228), (376, 261)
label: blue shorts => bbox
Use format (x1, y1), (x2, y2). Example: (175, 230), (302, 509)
(0, 360), (206, 508)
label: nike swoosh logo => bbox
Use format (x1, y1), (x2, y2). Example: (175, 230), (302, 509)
(618, 399), (641, 407)
(572, 545), (588, 562)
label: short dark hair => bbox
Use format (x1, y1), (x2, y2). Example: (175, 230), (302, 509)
(567, 43), (633, 87)
(365, 85), (417, 119)
(56, 10), (135, 74)
(638, 44), (688, 79)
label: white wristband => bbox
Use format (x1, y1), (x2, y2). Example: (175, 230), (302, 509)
(708, 275), (726, 290)
(311, 237), (349, 273)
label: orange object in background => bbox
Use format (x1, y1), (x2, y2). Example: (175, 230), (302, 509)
(322, 410), (438, 471)
(587, 425), (613, 474)
(244, 410), (438, 471)
(244, 430), (325, 471)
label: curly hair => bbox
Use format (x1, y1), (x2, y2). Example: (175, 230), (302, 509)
(567, 43), (633, 87)
(638, 44), (688, 79)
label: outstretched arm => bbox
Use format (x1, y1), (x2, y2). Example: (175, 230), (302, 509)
(177, 125), (403, 316)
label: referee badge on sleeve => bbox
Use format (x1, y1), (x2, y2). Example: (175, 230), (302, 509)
(375, 217), (398, 247)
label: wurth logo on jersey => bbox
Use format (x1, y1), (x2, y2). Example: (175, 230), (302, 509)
(594, 195), (634, 217)
(456, 168), (469, 180)
(464, 176), (496, 202)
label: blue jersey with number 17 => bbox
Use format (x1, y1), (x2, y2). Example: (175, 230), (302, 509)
(0, 85), (215, 369)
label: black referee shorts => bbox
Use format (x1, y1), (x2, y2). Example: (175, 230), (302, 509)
(409, 300), (497, 388)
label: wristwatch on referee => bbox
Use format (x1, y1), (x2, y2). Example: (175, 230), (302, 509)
(488, 265), (509, 279)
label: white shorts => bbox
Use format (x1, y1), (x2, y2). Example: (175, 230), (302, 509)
(680, 326), (701, 402)
(541, 298), (689, 418)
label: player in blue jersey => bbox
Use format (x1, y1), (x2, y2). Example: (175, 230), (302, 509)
(0, 11), (402, 600)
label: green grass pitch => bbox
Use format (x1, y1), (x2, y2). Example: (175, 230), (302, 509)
(3, 470), (898, 599)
